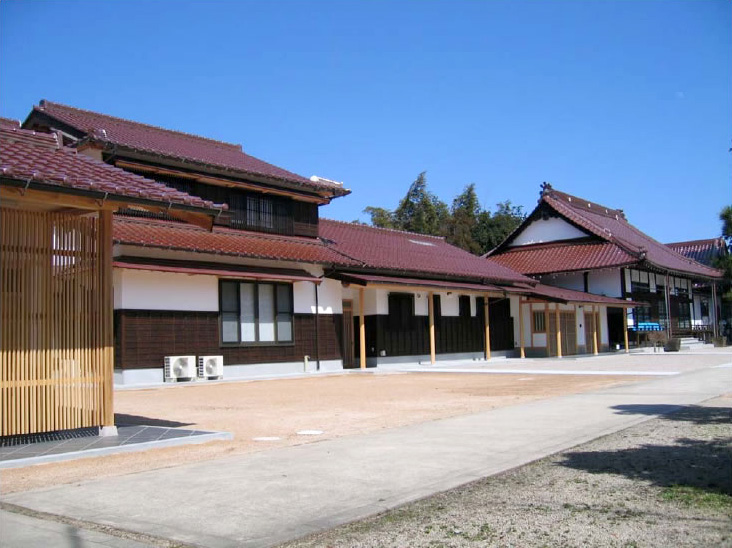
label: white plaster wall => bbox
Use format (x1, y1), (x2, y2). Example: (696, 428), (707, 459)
(364, 288), (389, 315)
(470, 296), (477, 316)
(293, 279), (342, 314)
(438, 292), (460, 317)
(114, 268), (219, 311)
(510, 217), (587, 246)
(590, 270), (622, 297)
(414, 292), (429, 316)
(518, 302), (531, 348)
(533, 333), (547, 347)
(601, 306), (609, 345)
(576, 307), (586, 346)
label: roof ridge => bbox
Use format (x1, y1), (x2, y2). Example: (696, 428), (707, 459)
(38, 100), (243, 151)
(320, 218), (446, 240)
(543, 186), (625, 220)
(667, 237), (723, 247)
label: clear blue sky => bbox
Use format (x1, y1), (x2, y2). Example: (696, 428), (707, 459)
(1, 0), (730, 243)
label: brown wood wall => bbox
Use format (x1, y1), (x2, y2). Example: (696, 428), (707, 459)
(115, 310), (343, 369)
(1, 208), (113, 436)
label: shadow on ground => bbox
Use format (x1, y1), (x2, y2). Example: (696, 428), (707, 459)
(559, 405), (732, 496)
(611, 404), (732, 424)
(114, 414), (194, 428)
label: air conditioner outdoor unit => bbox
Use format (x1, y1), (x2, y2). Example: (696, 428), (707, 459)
(164, 355), (197, 382)
(198, 355), (224, 380)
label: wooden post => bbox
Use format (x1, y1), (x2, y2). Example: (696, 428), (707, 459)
(518, 297), (525, 359)
(555, 303), (562, 358)
(100, 210), (115, 428)
(623, 307), (630, 353)
(484, 296), (491, 360)
(428, 292), (436, 364)
(664, 273), (672, 339)
(711, 283), (719, 338)
(359, 287), (366, 369)
(592, 305), (599, 355)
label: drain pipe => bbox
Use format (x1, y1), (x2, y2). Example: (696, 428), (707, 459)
(314, 280), (321, 371)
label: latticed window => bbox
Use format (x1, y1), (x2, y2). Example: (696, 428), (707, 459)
(220, 281), (293, 344)
(533, 311), (546, 333)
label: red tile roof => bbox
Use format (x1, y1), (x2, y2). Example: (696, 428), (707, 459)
(516, 283), (633, 306)
(319, 219), (533, 284)
(666, 238), (727, 267)
(29, 101), (349, 198)
(490, 185), (722, 280)
(490, 241), (637, 275)
(113, 216), (358, 266)
(0, 117), (20, 130)
(0, 126), (222, 212)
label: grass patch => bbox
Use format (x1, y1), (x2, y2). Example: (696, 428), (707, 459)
(661, 485), (732, 511)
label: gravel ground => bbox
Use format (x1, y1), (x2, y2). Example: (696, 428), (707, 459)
(283, 395), (732, 548)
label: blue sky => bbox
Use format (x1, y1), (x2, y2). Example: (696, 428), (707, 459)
(1, 0), (730, 243)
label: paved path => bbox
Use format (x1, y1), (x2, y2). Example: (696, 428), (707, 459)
(2, 360), (731, 548)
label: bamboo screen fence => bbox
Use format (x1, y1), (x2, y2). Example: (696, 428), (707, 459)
(1, 207), (114, 436)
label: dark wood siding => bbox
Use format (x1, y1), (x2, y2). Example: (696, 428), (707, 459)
(115, 310), (342, 369)
(488, 298), (514, 351)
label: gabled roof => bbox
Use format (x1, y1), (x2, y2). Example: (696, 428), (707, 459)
(25, 100), (349, 199)
(666, 238), (727, 267)
(114, 216), (358, 267)
(0, 125), (222, 214)
(319, 219), (533, 285)
(489, 184), (722, 280)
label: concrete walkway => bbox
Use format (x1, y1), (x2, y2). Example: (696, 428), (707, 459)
(2, 360), (731, 548)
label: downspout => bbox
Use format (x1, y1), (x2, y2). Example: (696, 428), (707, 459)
(314, 280), (321, 371)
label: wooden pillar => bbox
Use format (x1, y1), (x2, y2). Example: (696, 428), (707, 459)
(592, 305), (599, 355)
(100, 210), (115, 428)
(518, 297), (525, 359)
(597, 306), (603, 352)
(555, 303), (562, 358)
(623, 307), (630, 353)
(359, 287), (366, 369)
(711, 283), (719, 338)
(428, 292), (436, 364)
(664, 273), (672, 339)
(484, 295), (491, 360)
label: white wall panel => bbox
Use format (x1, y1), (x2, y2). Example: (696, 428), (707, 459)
(114, 268), (219, 311)
(590, 270), (622, 297)
(511, 217), (587, 246)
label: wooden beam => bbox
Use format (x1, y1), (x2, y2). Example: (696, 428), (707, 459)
(712, 283), (719, 338)
(359, 287), (366, 369)
(428, 292), (436, 364)
(484, 295), (491, 361)
(518, 297), (525, 359)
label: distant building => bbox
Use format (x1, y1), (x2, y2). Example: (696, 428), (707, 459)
(488, 183), (724, 353)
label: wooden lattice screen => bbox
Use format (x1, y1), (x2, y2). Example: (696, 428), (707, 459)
(1, 207), (113, 436)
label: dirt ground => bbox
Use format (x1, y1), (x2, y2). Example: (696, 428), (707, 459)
(0, 371), (649, 494)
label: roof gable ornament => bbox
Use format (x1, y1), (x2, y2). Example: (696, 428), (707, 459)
(540, 181), (553, 199)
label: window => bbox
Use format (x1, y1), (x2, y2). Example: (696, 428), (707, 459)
(459, 296), (471, 318)
(533, 311), (546, 333)
(388, 293), (414, 329)
(220, 281), (293, 344)
(633, 305), (652, 325)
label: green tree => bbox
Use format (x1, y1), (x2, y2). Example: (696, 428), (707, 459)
(474, 200), (526, 254)
(363, 206), (395, 229)
(446, 184), (482, 254)
(715, 205), (732, 301)
(393, 172), (448, 236)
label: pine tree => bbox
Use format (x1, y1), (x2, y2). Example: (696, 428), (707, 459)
(446, 184), (482, 254)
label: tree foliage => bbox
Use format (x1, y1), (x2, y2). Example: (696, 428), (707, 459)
(363, 173), (525, 255)
(716, 205), (732, 301)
